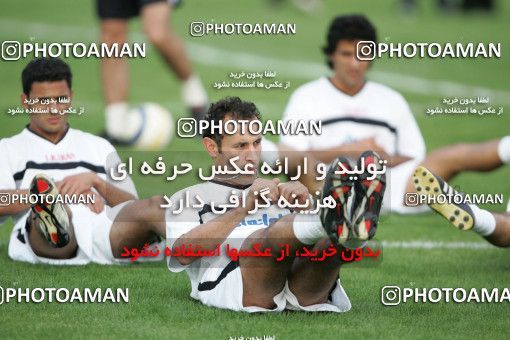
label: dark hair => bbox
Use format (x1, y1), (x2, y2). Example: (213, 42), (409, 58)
(202, 96), (261, 149)
(22, 58), (72, 95)
(322, 14), (377, 69)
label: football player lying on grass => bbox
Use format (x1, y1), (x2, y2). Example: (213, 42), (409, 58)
(166, 96), (386, 313)
(0, 57), (165, 264)
(279, 14), (510, 215)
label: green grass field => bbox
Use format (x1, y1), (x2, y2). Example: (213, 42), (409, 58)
(0, 0), (509, 338)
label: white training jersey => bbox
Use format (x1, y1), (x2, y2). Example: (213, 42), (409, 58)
(166, 180), (291, 299)
(280, 77), (425, 160)
(0, 126), (137, 263)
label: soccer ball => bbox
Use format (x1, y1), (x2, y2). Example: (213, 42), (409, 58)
(128, 103), (174, 150)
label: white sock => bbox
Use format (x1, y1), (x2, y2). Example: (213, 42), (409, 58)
(182, 74), (208, 108)
(105, 103), (141, 141)
(470, 204), (496, 236)
(106, 102), (128, 138)
(497, 136), (510, 164)
(292, 214), (327, 245)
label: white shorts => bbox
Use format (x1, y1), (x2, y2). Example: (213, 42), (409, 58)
(382, 159), (429, 214)
(8, 201), (132, 265)
(192, 226), (351, 313)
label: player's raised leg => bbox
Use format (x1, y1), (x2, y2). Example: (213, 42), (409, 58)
(404, 136), (510, 196)
(413, 166), (510, 247)
(240, 151), (386, 308)
(26, 174), (78, 259)
(239, 214), (306, 308)
(487, 213), (510, 247)
(99, 19), (131, 140)
(109, 196), (167, 258)
(286, 151), (386, 306)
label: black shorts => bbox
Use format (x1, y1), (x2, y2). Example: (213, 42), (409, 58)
(96, 0), (181, 19)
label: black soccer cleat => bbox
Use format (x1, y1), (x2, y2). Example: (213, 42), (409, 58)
(350, 151), (387, 241)
(29, 174), (71, 247)
(412, 166), (475, 230)
(319, 157), (355, 245)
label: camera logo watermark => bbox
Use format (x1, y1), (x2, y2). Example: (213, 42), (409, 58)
(177, 119), (321, 138)
(381, 286), (510, 306)
(1, 41), (146, 61)
(405, 192), (504, 207)
(190, 22), (296, 37)
(0, 193), (10, 206)
(356, 41), (501, 61)
(381, 285), (401, 306)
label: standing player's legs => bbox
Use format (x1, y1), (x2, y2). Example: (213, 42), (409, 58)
(109, 196), (167, 258)
(141, 2), (191, 82)
(404, 136), (510, 196)
(140, 2), (208, 117)
(96, 0), (139, 140)
(99, 18), (132, 139)
(99, 19), (129, 107)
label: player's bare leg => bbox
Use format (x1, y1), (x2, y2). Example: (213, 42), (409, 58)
(286, 238), (345, 305)
(109, 196), (167, 258)
(239, 214), (331, 308)
(286, 151), (386, 305)
(140, 2), (208, 117)
(405, 138), (505, 196)
(485, 213), (510, 247)
(141, 2), (191, 80)
(100, 19), (132, 140)
(241, 152), (386, 308)
(413, 166), (510, 247)
(99, 19), (129, 105)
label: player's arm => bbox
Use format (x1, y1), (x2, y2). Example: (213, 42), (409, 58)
(265, 142), (323, 194)
(0, 189), (30, 216)
(91, 175), (136, 206)
(173, 178), (281, 266)
(173, 205), (252, 266)
(58, 172), (136, 206)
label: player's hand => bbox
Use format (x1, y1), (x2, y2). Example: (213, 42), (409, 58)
(244, 178), (280, 211)
(277, 181), (311, 211)
(57, 172), (99, 198)
(82, 189), (105, 214)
